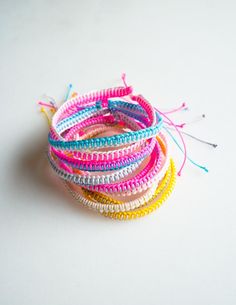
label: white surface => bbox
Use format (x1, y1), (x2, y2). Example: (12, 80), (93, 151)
(0, 0), (235, 304)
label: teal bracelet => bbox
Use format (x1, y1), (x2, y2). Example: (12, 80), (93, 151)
(49, 120), (162, 150)
(49, 99), (163, 150)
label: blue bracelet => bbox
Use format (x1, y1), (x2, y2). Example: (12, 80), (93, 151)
(49, 99), (163, 150)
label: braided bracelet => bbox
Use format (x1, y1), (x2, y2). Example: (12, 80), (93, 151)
(48, 112), (167, 194)
(65, 159), (176, 219)
(64, 134), (172, 215)
(40, 77), (182, 220)
(48, 96), (163, 150)
(49, 100), (163, 173)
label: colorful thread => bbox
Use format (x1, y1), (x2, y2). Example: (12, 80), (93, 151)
(38, 74), (214, 220)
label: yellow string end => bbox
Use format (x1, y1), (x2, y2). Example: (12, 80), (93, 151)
(72, 92), (78, 98)
(40, 107), (51, 127)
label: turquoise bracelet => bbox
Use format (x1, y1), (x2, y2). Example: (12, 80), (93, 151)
(49, 100), (163, 150)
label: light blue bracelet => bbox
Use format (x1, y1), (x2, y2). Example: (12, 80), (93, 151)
(49, 100), (163, 150)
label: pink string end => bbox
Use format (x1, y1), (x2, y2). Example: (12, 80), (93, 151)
(156, 107), (187, 176)
(164, 102), (188, 114)
(121, 73), (128, 87)
(182, 102), (189, 111)
(37, 101), (56, 110)
(164, 121), (186, 128)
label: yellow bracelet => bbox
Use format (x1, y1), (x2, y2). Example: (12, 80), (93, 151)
(82, 158), (172, 206)
(64, 158), (175, 220)
(101, 159), (176, 220)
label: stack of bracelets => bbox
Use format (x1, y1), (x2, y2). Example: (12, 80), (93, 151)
(39, 76), (212, 220)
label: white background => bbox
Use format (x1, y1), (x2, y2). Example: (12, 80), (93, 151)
(0, 0), (235, 304)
